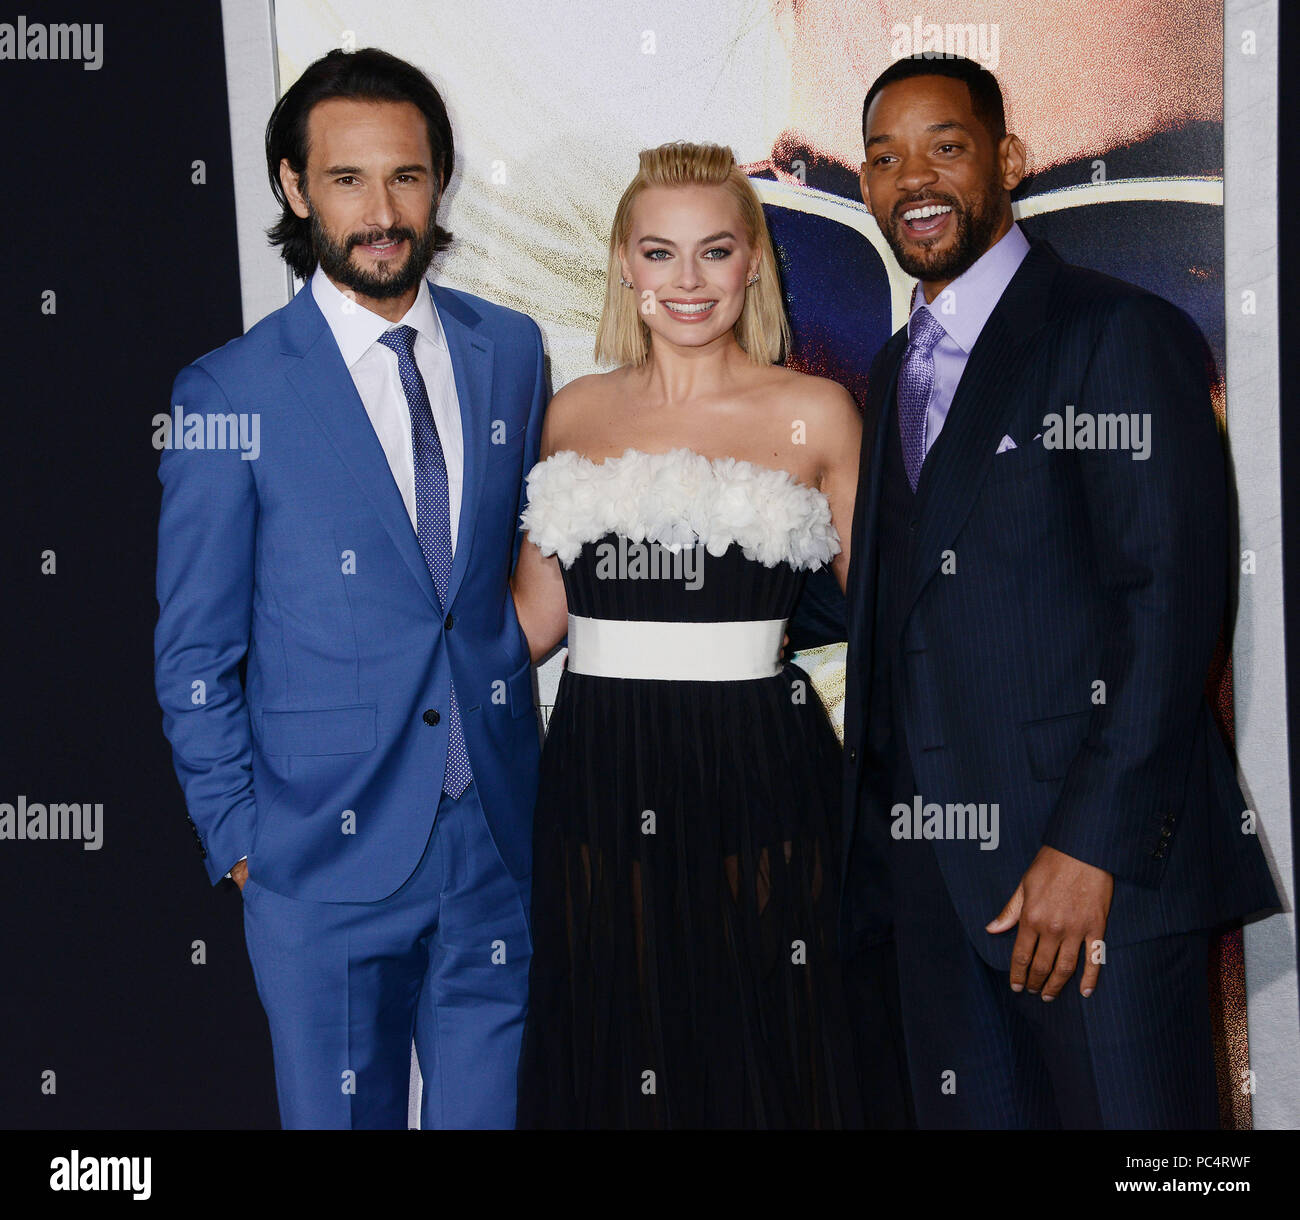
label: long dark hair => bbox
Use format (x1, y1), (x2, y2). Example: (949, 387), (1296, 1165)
(265, 48), (455, 278)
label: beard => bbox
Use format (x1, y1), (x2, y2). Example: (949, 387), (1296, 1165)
(879, 176), (1005, 282)
(308, 197), (440, 299)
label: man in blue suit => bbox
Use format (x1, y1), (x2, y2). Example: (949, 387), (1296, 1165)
(154, 49), (546, 1128)
(841, 55), (1279, 1128)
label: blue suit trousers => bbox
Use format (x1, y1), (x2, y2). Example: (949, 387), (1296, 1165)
(241, 781), (532, 1129)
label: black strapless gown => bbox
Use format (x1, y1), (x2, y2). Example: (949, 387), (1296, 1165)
(514, 448), (863, 1129)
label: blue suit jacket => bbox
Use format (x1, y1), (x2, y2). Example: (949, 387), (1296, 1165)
(842, 240), (1280, 966)
(155, 278), (546, 901)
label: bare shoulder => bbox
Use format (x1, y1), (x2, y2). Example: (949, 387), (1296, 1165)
(540, 369), (625, 457)
(758, 366), (860, 443)
(785, 366), (858, 416)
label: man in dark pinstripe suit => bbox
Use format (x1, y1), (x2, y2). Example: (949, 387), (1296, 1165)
(840, 55), (1279, 1128)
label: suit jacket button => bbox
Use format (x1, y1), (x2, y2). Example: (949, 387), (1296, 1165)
(444, 613), (454, 630)
(849, 748), (857, 762)
(423, 709), (440, 726)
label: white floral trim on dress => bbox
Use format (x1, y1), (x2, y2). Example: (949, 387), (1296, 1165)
(519, 447), (841, 571)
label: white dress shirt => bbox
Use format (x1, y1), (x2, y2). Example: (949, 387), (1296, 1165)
(310, 264), (465, 549)
(228, 268), (465, 882)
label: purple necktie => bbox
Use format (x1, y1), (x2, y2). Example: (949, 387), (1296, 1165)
(377, 325), (472, 798)
(897, 307), (946, 491)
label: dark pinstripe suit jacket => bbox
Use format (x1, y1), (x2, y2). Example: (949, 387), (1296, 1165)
(841, 239), (1280, 968)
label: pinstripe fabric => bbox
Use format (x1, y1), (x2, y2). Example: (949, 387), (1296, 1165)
(839, 240), (1280, 1128)
(891, 826), (1217, 1129)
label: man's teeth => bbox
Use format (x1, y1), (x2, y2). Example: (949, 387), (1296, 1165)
(903, 205), (953, 221)
(663, 301), (715, 314)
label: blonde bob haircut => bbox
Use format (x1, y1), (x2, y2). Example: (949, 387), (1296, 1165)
(594, 142), (791, 368)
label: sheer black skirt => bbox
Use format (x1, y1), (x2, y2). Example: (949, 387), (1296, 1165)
(515, 662), (865, 1129)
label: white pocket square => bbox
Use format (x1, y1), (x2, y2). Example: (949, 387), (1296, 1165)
(996, 434), (1017, 454)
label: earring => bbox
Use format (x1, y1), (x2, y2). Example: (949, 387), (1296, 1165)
(619, 276), (633, 288)
(746, 272), (760, 286)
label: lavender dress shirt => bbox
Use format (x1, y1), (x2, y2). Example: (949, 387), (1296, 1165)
(908, 222), (1031, 457)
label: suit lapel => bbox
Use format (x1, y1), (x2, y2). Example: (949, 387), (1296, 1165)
(899, 241), (1063, 625)
(433, 285), (495, 611)
(279, 284), (441, 612)
(278, 281), (497, 615)
(848, 332), (906, 672)
(843, 332), (905, 879)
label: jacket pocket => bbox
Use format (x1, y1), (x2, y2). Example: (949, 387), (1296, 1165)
(261, 704), (378, 756)
(985, 440), (1055, 487)
(1020, 709), (1090, 781)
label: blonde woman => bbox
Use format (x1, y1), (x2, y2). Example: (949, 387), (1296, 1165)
(511, 143), (866, 1128)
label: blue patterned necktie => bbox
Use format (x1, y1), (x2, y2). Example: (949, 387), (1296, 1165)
(896, 306), (946, 492)
(377, 325), (472, 798)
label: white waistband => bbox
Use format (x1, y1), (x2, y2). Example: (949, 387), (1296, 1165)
(566, 614), (785, 681)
